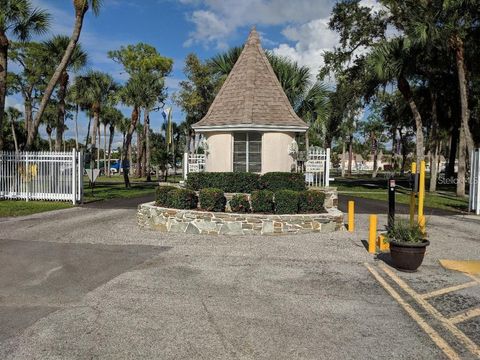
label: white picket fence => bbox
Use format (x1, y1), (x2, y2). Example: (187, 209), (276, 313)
(0, 150), (83, 204)
(305, 147), (331, 188)
(469, 149), (480, 215)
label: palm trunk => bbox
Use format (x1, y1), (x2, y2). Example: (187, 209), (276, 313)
(85, 114), (92, 147)
(136, 111), (143, 178)
(55, 71), (69, 151)
(11, 121), (19, 152)
(457, 127), (467, 196)
(90, 108), (99, 171)
(103, 123), (107, 177)
(108, 124), (114, 177)
(372, 149), (378, 178)
(447, 126), (458, 178)
(0, 32), (8, 150)
(398, 76), (424, 164)
(341, 140), (346, 177)
(24, 97), (33, 142)
(26, 5), (88, 149)
(145, 110), (152, 182)
(399, 128), (407, 175)
(47, 129), (53, 151)
(429, 90), (439, 192)
(348, 134), (353, 176)
(74, 105), (79, 150)
(453, 35), (474, 157)
(97, 125), (101, 171)
(123, 106), (140, 188)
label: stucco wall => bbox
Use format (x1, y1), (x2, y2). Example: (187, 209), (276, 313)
(261, 132), (296, 173)
(205, 132), (232, 172)
(204, 131), (298, 173)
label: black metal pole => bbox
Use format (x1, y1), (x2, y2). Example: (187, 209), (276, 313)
(388, 177), (395, 230)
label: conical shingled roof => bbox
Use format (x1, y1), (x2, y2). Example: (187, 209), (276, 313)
(192, 27), (309, 131)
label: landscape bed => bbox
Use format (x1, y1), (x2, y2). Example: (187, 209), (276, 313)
(137, 202), (343, 235)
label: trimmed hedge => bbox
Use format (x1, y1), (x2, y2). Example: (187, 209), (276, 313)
(259, 172), (306, 192)
(199, 188), (226, 212)
(229, 194), (251, 213)
(298, 190), (326, 213)
(166, 188), (198, 209)
(251, 190), (274, 213)
(186, 172), (260, 193)
(155, 185), (177, 207)
(186, 172), (306, 192)
(275, 190), (299, 214)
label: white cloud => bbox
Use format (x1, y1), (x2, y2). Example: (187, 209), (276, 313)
(272, 18), (338, 75)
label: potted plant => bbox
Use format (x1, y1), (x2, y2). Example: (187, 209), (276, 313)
(385, 221), (429, 272)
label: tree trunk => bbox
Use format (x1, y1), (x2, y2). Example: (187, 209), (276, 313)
(0, 32), (8, 150)
(55, 71), (69, 151)
(74, 105), (79, 150)
(85, 114), (92, 147)
(136, 116), (143, 178)
(47, 129), (53, 151)
(97, 125), (101, 171)
(341, 140), (346, 177)
(90, 107), (100, 171)
(429, 90), (439, 193)
(398, 76), (424, 164)
(457, 126), (467, 196)
(11, 121), (19, 152)
(24, 97), (33, 142)
(348, 134), (353, 176)
(447, 126), (459, 178)
(103, 123), (107, 177)
(122, 106), (139, 188)
(453, 35), (474, 158)
(108, 124), (114, 177)
(145, 110), (152, 182)
(399, 129), (407, 175)
(26, 6), (88, 149)
(372, 148), (378, 178)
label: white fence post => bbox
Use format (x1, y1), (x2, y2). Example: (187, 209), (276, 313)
(469, 149), (480, 215)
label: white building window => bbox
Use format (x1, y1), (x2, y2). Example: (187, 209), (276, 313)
(233, 132), (262, 172)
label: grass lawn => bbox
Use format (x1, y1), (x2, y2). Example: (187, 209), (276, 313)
(335, 177), (469, 213)
(83, 182), (157, 202)
(0, 200), (72, 217)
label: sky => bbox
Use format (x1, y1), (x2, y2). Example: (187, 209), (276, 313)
(6, 0), (379, 148)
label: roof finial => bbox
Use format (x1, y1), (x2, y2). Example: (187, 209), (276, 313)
(246, 25), (261, 46)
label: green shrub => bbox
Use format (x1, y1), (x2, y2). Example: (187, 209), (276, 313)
(260, 172), (306, 191)
(155, 185), (177, 207)
(199, 188), (226, 212)
(298, 190), (326, 213)
(275, 190), (300, 214)
(251, 190), (274, 213)
(166, 188), (198, 209)
(229, 194), (251, 213)
(186, 172), (260, 193)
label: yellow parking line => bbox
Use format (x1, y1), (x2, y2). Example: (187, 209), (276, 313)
(420, 281), (478, 299)
(365, 264), (460, 360)
(449, 308), (480, 325)
(380, 264), (480, 357)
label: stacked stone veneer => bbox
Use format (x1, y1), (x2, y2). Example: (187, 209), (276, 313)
(137, 187), (343, 235)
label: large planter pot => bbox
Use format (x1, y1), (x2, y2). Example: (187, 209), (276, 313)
(390, 240), (430, 272)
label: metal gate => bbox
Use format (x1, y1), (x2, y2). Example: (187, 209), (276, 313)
(469, 149), (480, 215)
(0, 150), (83, 204)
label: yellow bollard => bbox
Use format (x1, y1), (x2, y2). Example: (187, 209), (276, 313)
(409, 162), (417, 226)
(348, 201), (355, 232)
(418, 160), (426, 233)
(418, 215), (426, 236)
(368, 215), (377, 254)
(378, 234), (389, 252)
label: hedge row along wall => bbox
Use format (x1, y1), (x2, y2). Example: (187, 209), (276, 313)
(186, 172), (306, 193)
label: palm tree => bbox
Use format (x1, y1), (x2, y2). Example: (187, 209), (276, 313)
(0, 0), (50, 150)
(368, 37), (425, 165)
(6, 106), (22, 152)
(101, 106), (122, 176)
(79, 71), (116, 169)
(42, 103), (57, 151)
(41, 35), (87, 151)
(26, 0), (102, 149)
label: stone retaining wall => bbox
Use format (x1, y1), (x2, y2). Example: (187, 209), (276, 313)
(138, 202), (344, 236)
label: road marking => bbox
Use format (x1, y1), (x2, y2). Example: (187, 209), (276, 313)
(420, 281), (478, 299)
(449, 307), (480, 324)
(365, 263), (460, 360)
(380, 263), (480, 358)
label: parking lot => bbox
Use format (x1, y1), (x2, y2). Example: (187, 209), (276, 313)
(0, 199), (478, 359)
